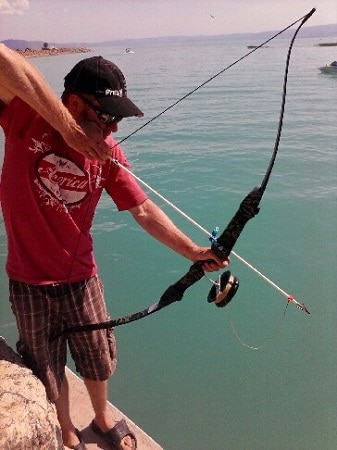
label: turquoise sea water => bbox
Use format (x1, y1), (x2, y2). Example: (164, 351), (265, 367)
(0, 34), (336, 449)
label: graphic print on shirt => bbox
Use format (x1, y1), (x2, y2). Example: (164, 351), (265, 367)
(36, 152), (89, 206)
(29, 137), (51, 154)
(29, 136), (105, 211)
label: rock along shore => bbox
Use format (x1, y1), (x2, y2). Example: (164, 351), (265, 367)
(16, 47), (92, 58)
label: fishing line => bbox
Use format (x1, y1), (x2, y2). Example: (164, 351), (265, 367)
(0, 321), (17, 341)
(228, 305), (288, 351)
(227, 281), (293, 351)
(0, 321), (16, 329)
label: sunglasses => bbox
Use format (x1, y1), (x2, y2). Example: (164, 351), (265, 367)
(76, 93), (123, 125)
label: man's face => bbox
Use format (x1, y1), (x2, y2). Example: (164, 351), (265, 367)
(73, 93), (121, 138)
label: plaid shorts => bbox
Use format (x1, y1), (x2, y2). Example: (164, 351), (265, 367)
(9, 275), (116, 402)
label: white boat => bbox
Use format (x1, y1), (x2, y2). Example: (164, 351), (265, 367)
(125, 48), (134, 54)
(318, 61), (337, 74)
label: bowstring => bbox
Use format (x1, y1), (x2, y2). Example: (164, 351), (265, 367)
(112, 9), (316, 150)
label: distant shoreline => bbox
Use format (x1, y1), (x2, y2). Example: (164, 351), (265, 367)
(15, 47), (92, 58)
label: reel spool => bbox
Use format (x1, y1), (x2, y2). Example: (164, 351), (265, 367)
(207, 271), (239, 307)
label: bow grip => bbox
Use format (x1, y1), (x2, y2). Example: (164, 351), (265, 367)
(211, 186), (263, 259)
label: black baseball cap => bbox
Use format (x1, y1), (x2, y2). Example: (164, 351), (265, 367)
(64, 56), (143, 118)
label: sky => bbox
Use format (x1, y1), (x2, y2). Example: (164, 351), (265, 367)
(0, 0), (336, 43)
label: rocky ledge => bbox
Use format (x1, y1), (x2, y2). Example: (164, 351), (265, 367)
(0, 337), (63, 449)
(16, 47), (92, 58)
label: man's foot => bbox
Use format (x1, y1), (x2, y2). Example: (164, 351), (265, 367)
(91, 419), (137, 449)
(63, 428), (87, 450)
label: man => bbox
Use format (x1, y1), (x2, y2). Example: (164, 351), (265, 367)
(0, 45), (228, 449)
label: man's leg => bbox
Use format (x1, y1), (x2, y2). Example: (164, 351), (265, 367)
(54, 375), (81, 448)
(84, 378), (135, 448)
(84, 378), (114, 430)
(10, 281), (79, 447)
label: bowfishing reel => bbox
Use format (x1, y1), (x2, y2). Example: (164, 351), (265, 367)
(207, 271), (239, 307)
(207, 227), (239, 307)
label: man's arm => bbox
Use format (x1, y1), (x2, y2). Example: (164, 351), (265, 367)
(129, 199), (228, 272)
(0, 44), (110, 163)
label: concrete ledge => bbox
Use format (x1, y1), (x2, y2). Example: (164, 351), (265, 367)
(66, 368), (164, 449)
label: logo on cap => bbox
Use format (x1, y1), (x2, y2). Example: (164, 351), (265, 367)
(103, 88), (123, 97)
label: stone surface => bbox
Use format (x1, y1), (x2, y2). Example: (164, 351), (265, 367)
(0, 337), (63, 450)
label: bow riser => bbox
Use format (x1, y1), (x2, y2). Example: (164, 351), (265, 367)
(211, 186), (262, 259)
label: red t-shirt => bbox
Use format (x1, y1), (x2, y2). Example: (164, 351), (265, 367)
(0, 97), (148, 284)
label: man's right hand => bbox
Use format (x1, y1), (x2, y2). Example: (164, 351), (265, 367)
(64, 119), (111, 164)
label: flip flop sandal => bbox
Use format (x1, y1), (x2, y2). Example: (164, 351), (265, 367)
(69, 429), (87, 450)
(90, 419), (137, 449)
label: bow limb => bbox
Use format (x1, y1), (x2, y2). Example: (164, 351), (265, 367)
(213, 8), (316, 260)
(50, 262), (205, 341)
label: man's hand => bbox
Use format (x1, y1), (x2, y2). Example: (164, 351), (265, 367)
(192, 247), (230, 272)
(63, 119), (111, 164)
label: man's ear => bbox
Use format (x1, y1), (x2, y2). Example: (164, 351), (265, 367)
(66, 93), (82, 115)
